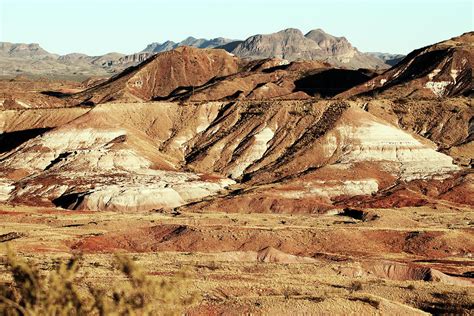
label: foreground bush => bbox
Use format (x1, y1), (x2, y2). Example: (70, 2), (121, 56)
(0, 249), (196, 315)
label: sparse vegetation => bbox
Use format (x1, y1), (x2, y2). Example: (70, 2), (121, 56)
(406, 284), (416, 290)
(349, 296), (380, 309)
(0, 248), (197, 315)
(349, 281), (363, 292)
(282, 286), (302, 300)
(416, 290), (474, 315)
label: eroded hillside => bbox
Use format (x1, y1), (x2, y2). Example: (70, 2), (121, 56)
(0, 32), (473, 315)
(0, 99), (471, 213)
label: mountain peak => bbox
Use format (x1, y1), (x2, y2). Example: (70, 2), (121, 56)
(306, 29), (341, 41)
(307, 28), (326, 34)
(142, 42), (162, 52)
(0, 41), (53, 58)
(278, 28), (304, 35)
(227, 28), (384, 69)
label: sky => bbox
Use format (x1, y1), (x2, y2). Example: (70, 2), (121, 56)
(0, 0), (472, 56)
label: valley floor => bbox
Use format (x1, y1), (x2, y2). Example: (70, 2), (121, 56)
(0, 203), (472, 315)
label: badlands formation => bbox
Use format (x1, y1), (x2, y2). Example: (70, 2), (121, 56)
(0, 32), (473, 314)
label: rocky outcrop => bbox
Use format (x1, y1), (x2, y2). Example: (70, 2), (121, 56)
(231, 29), (320, 60)
(228, 28), (387, 69)
(359, 98), (473, 167)
(184, 103), (457, 184)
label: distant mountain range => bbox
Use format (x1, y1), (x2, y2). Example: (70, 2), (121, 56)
(142, 37), (235, 53)
(366, 52), (406, 66)
(0, 28), (405, 80)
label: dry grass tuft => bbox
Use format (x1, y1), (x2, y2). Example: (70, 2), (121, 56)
(349, 281), (363, 292)
(0, 248), (197, 315)
(349, 295), (380, 309)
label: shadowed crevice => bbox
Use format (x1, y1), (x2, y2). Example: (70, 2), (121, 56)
(0, 128), (52, 153)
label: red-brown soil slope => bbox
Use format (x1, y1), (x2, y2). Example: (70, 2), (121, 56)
(69, 47), (241, 104)
(338, 32), (473, 99)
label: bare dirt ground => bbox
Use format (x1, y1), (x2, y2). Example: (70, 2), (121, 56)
(0, 202), (472, 315)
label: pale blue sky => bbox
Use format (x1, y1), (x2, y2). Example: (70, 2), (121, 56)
(0, 0), (472, 56)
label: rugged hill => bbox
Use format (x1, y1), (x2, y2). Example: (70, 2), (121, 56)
(142, 41), (177, 53)
(68, 47), (375, 105)
(0, 47), (373, 108)
(227, 28), (387, 69)
(0, 37), (235, 79)
(361, 98), (473, 167)
(68, 46), (243, 104)
(0, 42), (138, 79)
(338, 32), (473, 99)
(0, 100), (466, 212)
(0, 42), (55, 59)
